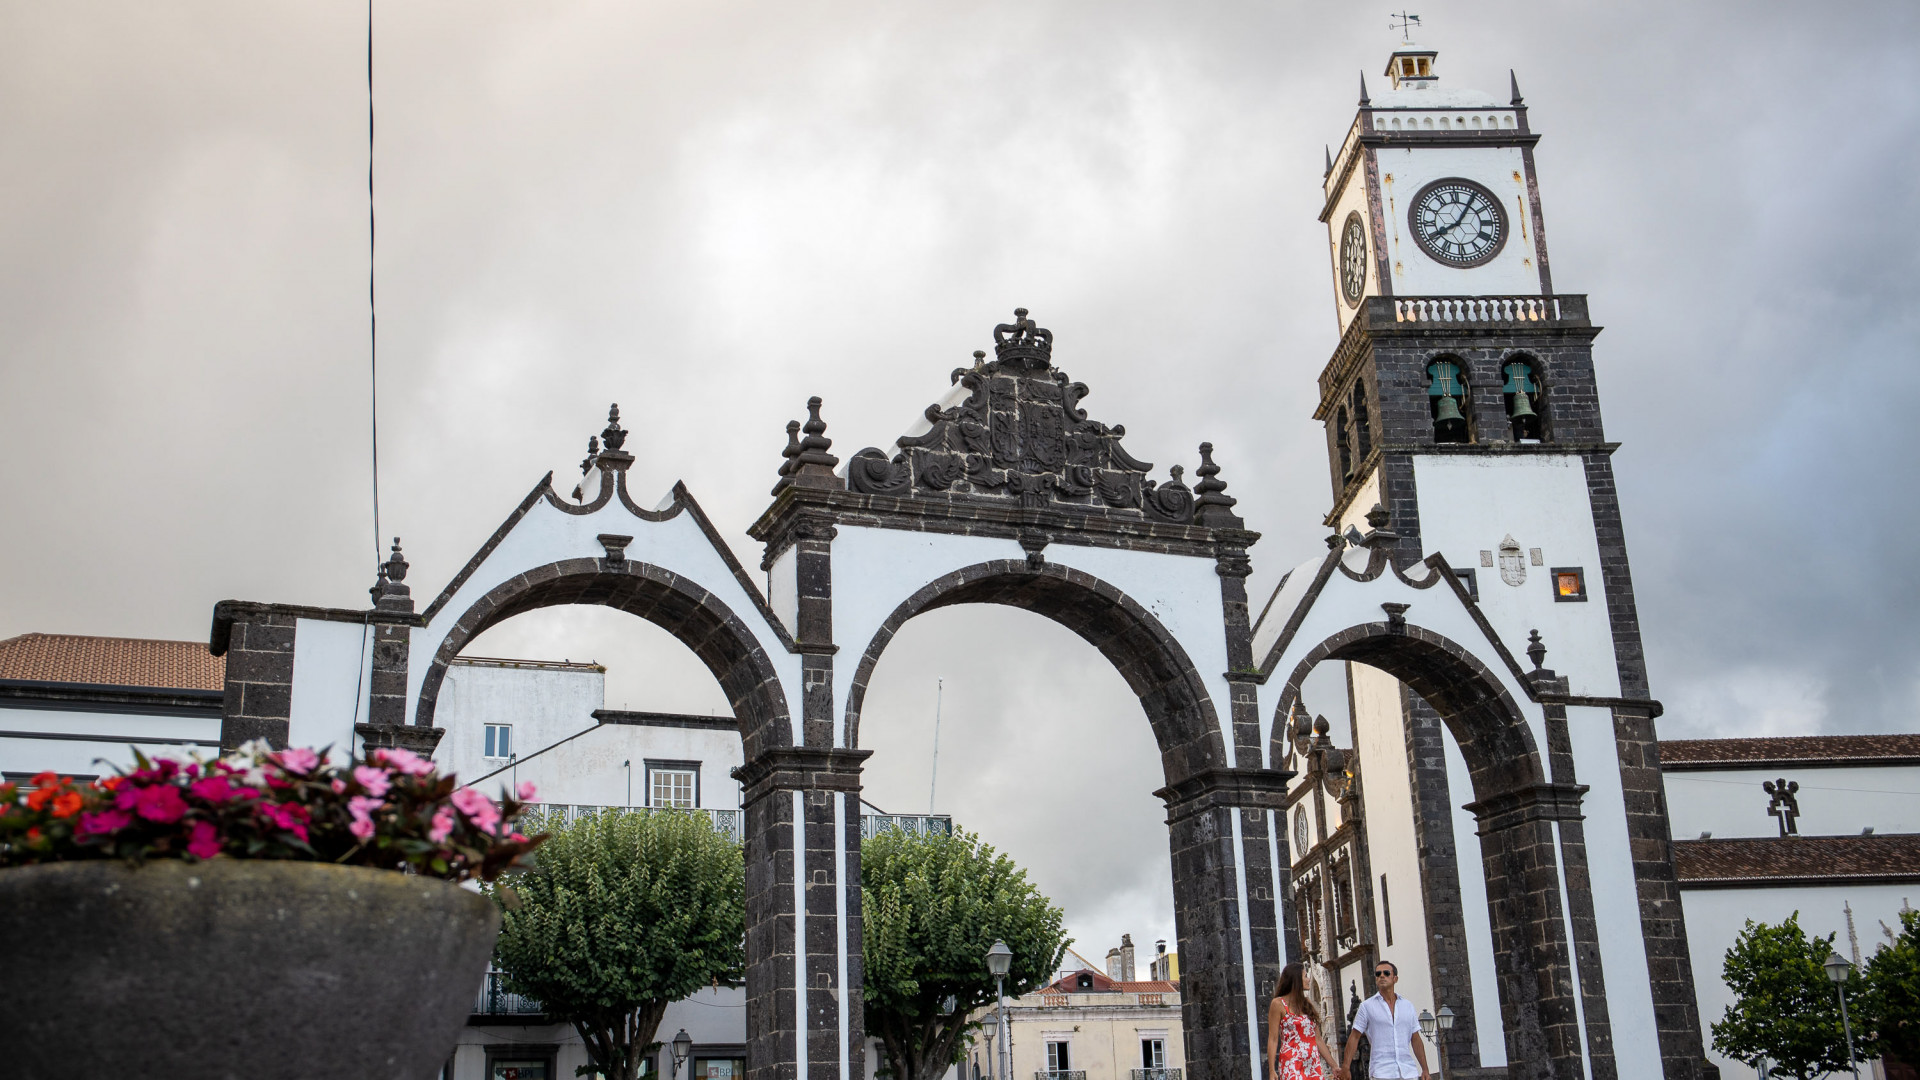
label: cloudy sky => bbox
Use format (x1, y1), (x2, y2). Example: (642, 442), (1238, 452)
(4, 1), (1917, 956)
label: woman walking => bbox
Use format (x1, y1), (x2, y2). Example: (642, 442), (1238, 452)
(1267, 962), (1344, 1080)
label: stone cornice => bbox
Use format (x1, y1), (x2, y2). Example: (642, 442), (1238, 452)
(732, 746), (874, 804)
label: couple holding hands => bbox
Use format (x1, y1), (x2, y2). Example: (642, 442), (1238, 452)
(1266, 961), (1435, 1080)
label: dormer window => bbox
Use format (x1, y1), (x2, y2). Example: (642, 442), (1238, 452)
(1427, 358), (1470, 443)
(1502, 357), (1545, 441)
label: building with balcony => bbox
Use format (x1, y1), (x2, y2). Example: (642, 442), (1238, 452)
(971, 948), (1182, 1080)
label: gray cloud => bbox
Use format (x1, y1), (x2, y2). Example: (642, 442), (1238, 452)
(5, 0), (1917, 954)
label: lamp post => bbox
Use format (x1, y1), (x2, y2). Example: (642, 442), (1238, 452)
(1755, 1053), (1773, 1080)
(672, 1028), (693, 1080)
(1419, 1010), (1437, 1080)
(623, 759), (632, 809)
(1824, 952), (1861, 1080)
(987, 940), (1013, 1080)
(1435, 1005), (1454, 1080)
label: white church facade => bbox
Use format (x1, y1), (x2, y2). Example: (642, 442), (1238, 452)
(7, 43), (1920, 1080)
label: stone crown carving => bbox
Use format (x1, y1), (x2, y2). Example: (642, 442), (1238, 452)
(845, 309), (1222, 525)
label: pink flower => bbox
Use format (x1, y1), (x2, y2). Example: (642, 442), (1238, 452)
(188, 775), (247, 804)
(187, 820), (220, 859)
(449, 788), (500, 833)
(347, 795), (384, 841)
(428, 807), (456, 844)
(372, 747), (436, 777)
(516, 781), (538, 801)
(274, 747), (320, 775)
(78, 808), (132, 835)
(331, 779), (347, 794)
(257, 801), (311, 842)
(352, 766), (391, 798)
(125, 784), (188, 824)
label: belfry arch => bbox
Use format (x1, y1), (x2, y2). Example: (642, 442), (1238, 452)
(208, 308), (1697, 1080)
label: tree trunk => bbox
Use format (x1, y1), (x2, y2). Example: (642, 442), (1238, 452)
(577, 999), (673, 1080)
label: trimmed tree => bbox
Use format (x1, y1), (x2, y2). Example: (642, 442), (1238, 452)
(862, 827), (1069, 1080)
(486, 810), (745, 1080)
(1710, 913), (1859, 1080)
(1862, 908), (1920, 1068)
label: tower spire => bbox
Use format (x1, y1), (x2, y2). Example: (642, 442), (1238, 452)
(1359, 72), (1371, 106)
(1510, 69), (1525, 105)
(1324, 145), (1334, 178)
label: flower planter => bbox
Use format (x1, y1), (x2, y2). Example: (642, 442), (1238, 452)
(0, 858), (499, 1079)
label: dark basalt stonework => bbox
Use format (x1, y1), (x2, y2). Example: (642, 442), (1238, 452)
(845, 309), (1199, 524)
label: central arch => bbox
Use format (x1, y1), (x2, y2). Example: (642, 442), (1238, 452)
(842, 560), (1229, 782)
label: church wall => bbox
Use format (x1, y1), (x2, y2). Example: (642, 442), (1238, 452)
(768, 544), (799, 640)
(1410, 454), (1620, 696)
(1666, 764), (1920, 840)
(1334, 470), (1382, 536)
(1347, 663), (1434, 1003)
(1441, 729), (1507, 1069)
(1324, 163), (1380, 335)
(1371, 144), (1540, 298)
(288, 617), (372, 758)
(1681, 883), (1916, 1080)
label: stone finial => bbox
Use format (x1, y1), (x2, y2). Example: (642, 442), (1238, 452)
(1192, 442), (1243, 528)
(1365, 503), (1390, 530)
(770, 420), (804, 495)
(1359, 72), (1371, 107)
(1510, 69), (1524, 106)
(581, 434), (600, 476)
(1324, 144), (1334, 177)
(788, 397), (845, 491)
(370, 538), (414, 612)
(601, 404), (628, 452)
(1312, 714), (1331, 737)
(1527, 629), (1547, 671)
(383, 537), (408, 583)
(992, 307), (1053, 369)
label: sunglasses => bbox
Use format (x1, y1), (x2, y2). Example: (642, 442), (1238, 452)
(1373, 971), (1395, 978)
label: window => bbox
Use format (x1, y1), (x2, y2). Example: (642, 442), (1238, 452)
(1046, 1042), (1071, 1073)
(1142, 1039), (1166, 1069)
(1551, 567), (1588, 602)
(1426, 358), (1470, 443)
(1453, 567), (1479, 601)
(484, 724), (512, 760)
(647, 760), (700, 808)
(1076, 973), (1094, 990)
(1380, 874), (1394, 946)
(1502, 357), (1545, 441)
(693, 1057), (745, 1080)
(492, 1061), (548, 1080)
(1335, 406), (1353, 480)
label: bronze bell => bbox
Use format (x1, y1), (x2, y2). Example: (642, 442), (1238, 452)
(1433, 393), (1464, 425)
(1509, 390), (1537, 420)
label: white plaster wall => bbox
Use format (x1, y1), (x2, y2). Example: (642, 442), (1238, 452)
(434, 660), (602, 787)
(290, 617), (373, 760)
(1335, 471), (1383, 537)
(1564, 705), (1662, 1078)
(1665, 764), (1920, 839)
(1349, 663), (1435, 1000)
(1412, 454), (1621, 697)
(0, 705), (218, 776)
(1325, 156), (1380, 335)
(450, 985), (749, 1080)
(768, 545), (798, 639)
(1441, 729), (1506, 1069)
(1372, 143), (1542, 298)
(403, 486), (801, 729)
(1683, 884), (1917, 1079)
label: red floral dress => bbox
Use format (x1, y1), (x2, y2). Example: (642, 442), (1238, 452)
(1276, 1010), (1326, 1080)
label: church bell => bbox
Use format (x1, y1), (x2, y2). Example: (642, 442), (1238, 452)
(1433, 393), (1464, 425)
(1508, 390), (1536, 420)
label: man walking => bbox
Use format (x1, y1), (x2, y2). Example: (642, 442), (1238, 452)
(1342, 961), (1431, 1080)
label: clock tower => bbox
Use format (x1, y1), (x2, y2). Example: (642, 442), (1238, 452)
(1306, 47), (1707, 1079)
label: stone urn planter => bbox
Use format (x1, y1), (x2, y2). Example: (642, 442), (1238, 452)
(0, 858), (500, 1080)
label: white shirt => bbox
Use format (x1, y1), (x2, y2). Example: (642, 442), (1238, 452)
(1350, 992), (1424, 1079)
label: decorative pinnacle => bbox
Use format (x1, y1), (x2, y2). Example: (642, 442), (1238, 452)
(778, 420), (803, 474)
(1527, 629), (1548, 671)
(1324, 145), (1334, 178)
(1365, 503), (1390, 530)
(384, 537), (409, 583)
(1192, 442), (1242, 527)
(370, 537), (413, 610)
(778, 396), (843, 492)
(1359, 72), (1371, 107)
(797, 397), (837, 464)
(1312, 714), (1331, 737)
(601, 404), (628, 452)
(581, 434), (600, 476)
(1510, 69), (1524, 106)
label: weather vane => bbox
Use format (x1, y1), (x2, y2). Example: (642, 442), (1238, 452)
(1389, 11), (1422, 43)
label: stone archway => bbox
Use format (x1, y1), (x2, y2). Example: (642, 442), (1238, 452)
(1271, 621), (1602, 1080)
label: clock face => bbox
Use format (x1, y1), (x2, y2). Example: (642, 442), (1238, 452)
(1409, 178), (1508, 267)
(1339, 212), (1368, 306)
(1294, 808), (1311, 852)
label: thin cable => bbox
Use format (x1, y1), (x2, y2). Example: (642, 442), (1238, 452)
(368, 0), (382, 565)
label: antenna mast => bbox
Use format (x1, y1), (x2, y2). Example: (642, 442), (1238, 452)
(928, 679), (943, 816)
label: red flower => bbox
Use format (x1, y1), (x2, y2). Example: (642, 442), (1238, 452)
(49, 790), (83, 819)
(187, 820), (220, 859)
(127, 785), (188, 824)
(188, 775), (248, 804)
(257, 801), (310, 843)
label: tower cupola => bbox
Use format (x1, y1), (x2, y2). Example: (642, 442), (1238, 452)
(1385, 48), (1438, 89)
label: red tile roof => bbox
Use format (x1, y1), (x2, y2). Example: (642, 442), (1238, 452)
(0, 633), (224, 691)
(1673, 835), (1920, 888)
(1042, 969), (1177, 995)
(1660, 735), (1920, 771)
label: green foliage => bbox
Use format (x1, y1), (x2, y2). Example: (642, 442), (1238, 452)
(486, 810), (745, 1080)
(862, 827), (1069, 1080)
(1862, 908), (1920, 1067)
(1710, 912), (1860, 1080)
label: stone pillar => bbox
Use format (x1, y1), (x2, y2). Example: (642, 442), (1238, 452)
(1462, 781), (1590, 1080)
(356, 539), (443, 757)
(1156, 767), (1291, 1080)
(734, 747), (872, 1080)
(211, 602), (298, 750)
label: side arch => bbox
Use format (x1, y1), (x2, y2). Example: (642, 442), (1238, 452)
(415, 557), (794, 758)
(840, 559), (1230, 782)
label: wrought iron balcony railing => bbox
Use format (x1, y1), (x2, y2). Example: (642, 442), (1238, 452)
(862, 813), (954, 839)
(1036, 1072), (1086, 1080)
(1132, 1069), (1182, 1080)
(473, 969), (545, 1017)
(517, 804), (953, 844)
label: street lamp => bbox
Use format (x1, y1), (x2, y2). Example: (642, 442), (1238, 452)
(672, 1028), (693, 1080)
(1435, 1005), (1455, 1080)
(1755, 1053), (1773, 1080)
(1824, 952), (1861, 1080)
(986, 940), (1013, 1080)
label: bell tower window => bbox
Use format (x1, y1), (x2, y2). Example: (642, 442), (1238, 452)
(1427, 358), (1470, 443)
(1350, 381), (1373, 463)
(1503, 357), (1545, 441)
(1336, 406), (1354, 480)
